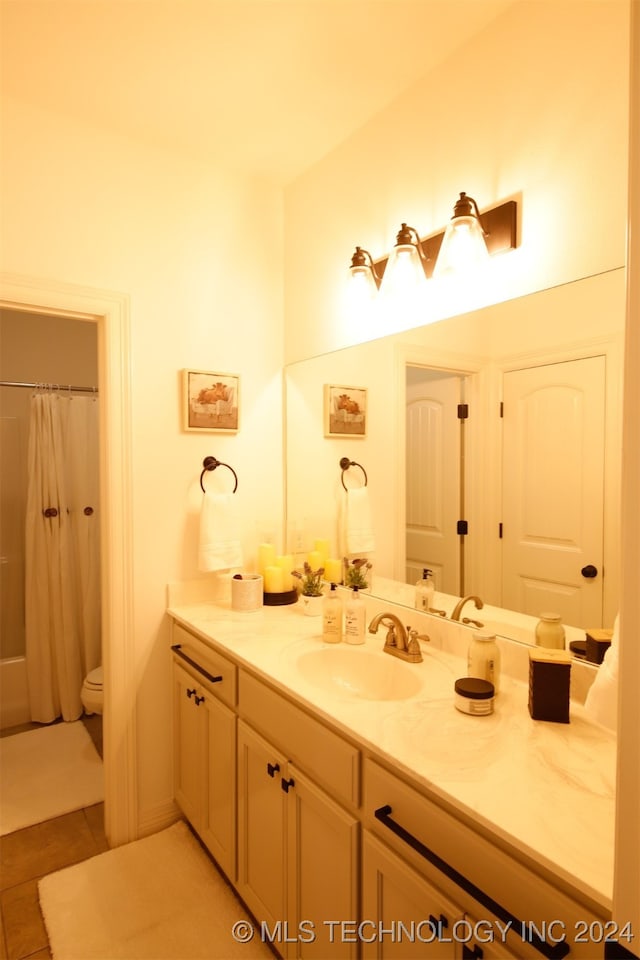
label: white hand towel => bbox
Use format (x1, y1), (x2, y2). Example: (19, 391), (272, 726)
(198, 491), (243, 572)
(344, 487), (375, 555)
(584, 613), (619, 732)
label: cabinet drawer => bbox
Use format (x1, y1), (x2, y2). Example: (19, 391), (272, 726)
(172, 623), (237, 707)
(239, 670), (360, 809)
(364, 758), (608, 960)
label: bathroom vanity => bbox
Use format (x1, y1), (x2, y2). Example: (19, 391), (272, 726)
(167, 588), (617, 960)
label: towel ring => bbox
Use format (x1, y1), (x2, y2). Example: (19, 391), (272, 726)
(339, 456), (368, 491)
(199, 456), (238, 493)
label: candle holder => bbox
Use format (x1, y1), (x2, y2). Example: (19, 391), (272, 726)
(263, 589), (298, 606)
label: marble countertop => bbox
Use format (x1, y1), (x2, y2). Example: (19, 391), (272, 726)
(167, 587), (616, 912)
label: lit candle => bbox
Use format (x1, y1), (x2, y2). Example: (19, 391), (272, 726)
(264, 565), (284, 593)
(324, 558), (342, 584)
(276, 554), (294, 591)
(258, 543), (276, 576)
(307, 550), (323, 572)
(314, 538), (330, 565)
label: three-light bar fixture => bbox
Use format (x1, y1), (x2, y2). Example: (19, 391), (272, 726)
(349, 192), (518, 298)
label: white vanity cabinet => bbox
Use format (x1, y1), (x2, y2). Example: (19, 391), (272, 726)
(237, 671), (360, 960)
(364, 758), (609, 960)
(171, 625), (237, 880)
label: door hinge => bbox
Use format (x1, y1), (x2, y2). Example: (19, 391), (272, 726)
(499, 522), (503, 539)
(499, 401), (504, 418)
(457, 403), (469, 420)
(457, 520), (468, 536)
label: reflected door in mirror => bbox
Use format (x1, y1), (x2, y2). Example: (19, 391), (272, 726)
(405, 370), (465, 595)
(501, 356), (606, 627)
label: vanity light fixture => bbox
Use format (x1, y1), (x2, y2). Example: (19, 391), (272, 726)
(348, 193), (517, 293)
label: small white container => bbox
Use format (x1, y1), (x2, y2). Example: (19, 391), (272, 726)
(535, 613), (566, 650)
(467, 630), (501, 693)
(322, 583), (343, 643)
(414, 568), (435, 612)
(344, 587), (365, 644)
(231, 574), (263, 612)
(454, 677), (495, 715)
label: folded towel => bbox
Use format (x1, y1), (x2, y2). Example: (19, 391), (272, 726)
(342, 486), (375, 555)
(198, 491), (243, 572)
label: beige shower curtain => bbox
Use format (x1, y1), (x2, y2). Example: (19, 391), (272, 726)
(25, 392), (100, 723)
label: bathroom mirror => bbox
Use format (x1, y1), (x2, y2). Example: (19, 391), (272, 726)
(284, 268), (625, 651)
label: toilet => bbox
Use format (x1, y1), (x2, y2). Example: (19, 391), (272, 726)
(81, 666), (103, 715)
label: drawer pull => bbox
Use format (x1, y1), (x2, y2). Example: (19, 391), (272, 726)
(267, 762), (280, 778)
(429, 913), (448, 931)
(462, 946), (483, 960)
(281, 777), (295, 793)
(172, 644), (223, 685)
(194, 694), (205, 706)
(186, 688), (197, 699)
(374, 805), (569, 960)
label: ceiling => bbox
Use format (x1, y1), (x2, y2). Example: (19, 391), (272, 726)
(1, 0), (513, 184)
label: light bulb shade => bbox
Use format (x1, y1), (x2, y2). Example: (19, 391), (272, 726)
(345, 247), (380, 322)
(379, 224), (428, 304)
(434, 216), (490, 277)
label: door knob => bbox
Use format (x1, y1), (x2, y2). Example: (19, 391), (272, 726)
(581, 564), (598, 578)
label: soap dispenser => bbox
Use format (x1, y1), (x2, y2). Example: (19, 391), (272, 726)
(322, 583), (343, 643)
(415, 568), (435, 612)
(344, 587), (365, 644)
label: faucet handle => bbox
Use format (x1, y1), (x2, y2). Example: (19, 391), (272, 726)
(407, 628), (430, 653)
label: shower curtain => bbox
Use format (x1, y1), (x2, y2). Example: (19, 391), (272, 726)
(25, 392), (101, 723)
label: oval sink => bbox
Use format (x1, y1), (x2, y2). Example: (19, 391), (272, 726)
(295, 645), (423, 701)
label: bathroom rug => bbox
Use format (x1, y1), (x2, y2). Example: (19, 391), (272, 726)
(38, 820), (272, 959)
(0, 721), (103, 835)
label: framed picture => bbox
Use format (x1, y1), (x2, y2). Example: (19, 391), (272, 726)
(182, 369), (239, 433)
(324, 384), (367, 438)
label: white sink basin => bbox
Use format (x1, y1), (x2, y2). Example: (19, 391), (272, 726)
(295, 645), (423, 701)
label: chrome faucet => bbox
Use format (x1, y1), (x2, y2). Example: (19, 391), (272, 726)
(450, 595), (484, 622)
(368, 612), (427, 663)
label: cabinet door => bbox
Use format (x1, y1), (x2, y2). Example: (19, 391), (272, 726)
(286, 766), (359, 960)
(237, 719), (287, 931)
(200, 692), (236, 881)
(173, 661), (203, 826)
(362, 831), (462, 960)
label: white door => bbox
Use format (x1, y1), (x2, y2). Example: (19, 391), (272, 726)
(501, 356), (606, 627)
(406, 370), (462, 594)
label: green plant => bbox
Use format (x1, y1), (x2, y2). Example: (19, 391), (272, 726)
(344, 557), (372, 589)
(292, 561), (325, 597)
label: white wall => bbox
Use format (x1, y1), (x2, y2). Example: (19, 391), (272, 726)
(283, 0), (629, 363)
(0, 94), (284, 829)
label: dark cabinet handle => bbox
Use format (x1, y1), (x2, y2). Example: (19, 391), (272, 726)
(186, 688), (196, 699)
(281, 777), (295, 793)
(581, 564), (598, 578)
(43, 507), (58, 518)
(463, 946), (483, 960)
(171, 645), (222, 684)
(194, 694), (205, 706)
(374, 805), (569, 960)
(267, 762), (280, 778)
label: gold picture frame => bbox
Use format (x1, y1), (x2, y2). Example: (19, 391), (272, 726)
(324, 384), (367, 438)
(182, 369), (239, 433)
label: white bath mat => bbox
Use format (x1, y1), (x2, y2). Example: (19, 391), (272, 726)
(39, 820), (273, 959)
(0, 721), (103, 835)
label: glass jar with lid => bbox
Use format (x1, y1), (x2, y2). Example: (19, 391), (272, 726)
(535, 613), (566, 650)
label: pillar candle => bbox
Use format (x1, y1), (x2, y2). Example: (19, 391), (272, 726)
(264, 565), (284, 593)
(307, 550), (323, 572)
(276, 554), (294, 591)
(324, 558), (342, 584)
(314, 538), (330, 565)
(258, 543), (276, 576)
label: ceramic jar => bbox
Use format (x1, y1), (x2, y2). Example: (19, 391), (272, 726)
(535, 613), (566, 650)
(301, 594), (323, 617)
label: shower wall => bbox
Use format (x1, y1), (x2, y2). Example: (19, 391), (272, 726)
(0, 310), (98, 727)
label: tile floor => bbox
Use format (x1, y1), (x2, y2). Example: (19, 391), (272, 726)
(0, 717), (105, 960)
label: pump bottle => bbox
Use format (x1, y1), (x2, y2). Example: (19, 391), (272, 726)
(344, 587), (365, 644)
(322, 583), (343, 643)
(415, 568), (435, 612)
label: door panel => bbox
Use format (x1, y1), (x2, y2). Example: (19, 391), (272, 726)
(501, 356), (606, 627)
(406, 373), (462, 595)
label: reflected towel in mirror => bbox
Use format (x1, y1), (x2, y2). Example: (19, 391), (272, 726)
(340, 487), (375, 555)
(198, 491), (243, 572)
(584, 613), (619, 732)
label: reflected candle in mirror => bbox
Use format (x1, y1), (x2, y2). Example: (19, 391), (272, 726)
(307, 550), (323, 571)
(264, 565), (284, 593)
(258, 543), (276, 576)
(324, 558), (342, 583)
(314, 539), (330, 565)
(276, 554), (294, 590)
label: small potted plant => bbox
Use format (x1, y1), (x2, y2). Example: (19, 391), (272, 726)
(343, 557), (372, 591)
(292, 561), (325, 616)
